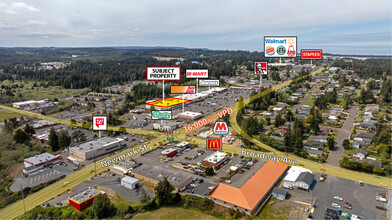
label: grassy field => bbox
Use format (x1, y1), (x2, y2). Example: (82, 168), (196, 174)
(0, 110), (23, 121)
(257, 197), (307, 219)
(133, 207), (217, 220)
(0, 80), (90, 102)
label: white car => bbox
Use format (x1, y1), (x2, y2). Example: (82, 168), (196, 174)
(208, 186), (215, 190)
(332, 203), (341, 209)
(333, 196), (343, 201)
(225, 180), (231, 184)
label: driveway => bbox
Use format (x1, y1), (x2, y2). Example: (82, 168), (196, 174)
(326, 105), (359, 166)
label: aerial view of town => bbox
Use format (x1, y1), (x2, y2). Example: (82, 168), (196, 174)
(0, 0), (390, 220)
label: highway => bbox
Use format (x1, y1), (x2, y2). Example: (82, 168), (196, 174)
(0, 67), (390, 219)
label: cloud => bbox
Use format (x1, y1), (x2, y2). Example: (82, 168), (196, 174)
(27, 20), (47, 25)
(11, 2), (40, 13)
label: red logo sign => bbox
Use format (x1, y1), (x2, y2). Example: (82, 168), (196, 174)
(95, 118), (105, 128)
(254, 62), (268, 75)
(207, 138), (222, 150)
(301, 50), (322, 59)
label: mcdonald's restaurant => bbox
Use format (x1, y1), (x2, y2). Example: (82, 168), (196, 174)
(202, 151), (229, 170)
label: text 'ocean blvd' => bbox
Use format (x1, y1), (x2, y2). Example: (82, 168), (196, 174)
(241, 149), (298, 165)
(100, 145), (148, 168)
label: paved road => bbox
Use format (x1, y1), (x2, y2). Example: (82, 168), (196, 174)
(291, 86), (320, 113)
(326, 105), (359, 166)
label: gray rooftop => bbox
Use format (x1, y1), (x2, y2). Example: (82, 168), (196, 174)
(296, 172), (315, 185)
(132, 164), (192, 187)
(71, 137), (123, 153)
(69, 187), (102, 203)
(24, 153), (58, 165)
(272, 187), (288, 196)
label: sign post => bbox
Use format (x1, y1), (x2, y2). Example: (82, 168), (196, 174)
(93, 116), (107, 138)
(264, 36), (297, 58)
(147, 66), (181, 103)
(254, 62), (268, 87)
(301, 49), (322, 66)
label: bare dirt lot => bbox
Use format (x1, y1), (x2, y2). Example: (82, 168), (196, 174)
(153, 56), (185, 61)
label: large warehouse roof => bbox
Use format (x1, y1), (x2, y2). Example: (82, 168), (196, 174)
(209, 161), (288, 211)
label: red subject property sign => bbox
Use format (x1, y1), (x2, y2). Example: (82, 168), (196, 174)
(301, 50), (322, 59)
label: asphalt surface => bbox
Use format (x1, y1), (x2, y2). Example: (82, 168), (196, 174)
(291, 86), (320, 113)
(326, 105), (359, 166)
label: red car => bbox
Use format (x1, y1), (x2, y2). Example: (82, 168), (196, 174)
(237, 170), (244, 174)
(219, 179), (225, 182)
(344, 201), (352, 206)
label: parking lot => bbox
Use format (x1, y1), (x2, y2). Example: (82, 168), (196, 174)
(171, 88), (253, 117)
(10, 163), (74, 192)
(285, 172), (389, 219)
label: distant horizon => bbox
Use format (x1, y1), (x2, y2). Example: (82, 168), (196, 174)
(0, 45), (391, 57)
(0, 1), (390, 55)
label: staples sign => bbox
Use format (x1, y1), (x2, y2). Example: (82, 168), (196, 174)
(301, 49), (322, 59)
(213, 121), (229, 135)
(93, 116), (107, 131)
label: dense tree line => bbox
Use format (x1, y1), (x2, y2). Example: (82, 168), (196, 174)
(331, 59), (391, 79)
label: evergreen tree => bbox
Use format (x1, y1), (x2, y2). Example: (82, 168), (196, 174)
(327, 137), (335, 150)
(13, 129), (29, 143)
(49, 128), (59, 151)
(58, 130), (71, 149)
(24, 123), (35, 135)
(93, 195), (114, 219)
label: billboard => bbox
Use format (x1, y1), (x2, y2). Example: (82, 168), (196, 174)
(212, 121), (229, 135)
(146, 66), (181, 81)
(199, 80), (220, 87)
(264, 36), (297, 57)
(301, 49), (322, 59)
(171, 86), (196, 94)
(186, 69), (208, 78)
(206, 138), (222, 150)
(93, 116), (107, 131)
(151, 111), (172, 120)
(254, 62), (268, 75)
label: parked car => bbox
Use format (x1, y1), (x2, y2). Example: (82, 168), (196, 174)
(219, 179), (224, 182)
(332, 203), (341, 209)
(237, 170), (243, 174)
(376, 205), (387, 211)
(333, 196), (343, 201)
(344, 201), (352, 206)
(225, 180), (231, 184)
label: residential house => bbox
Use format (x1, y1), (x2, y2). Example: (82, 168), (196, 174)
(365, 104), (380, 112)
(312, 136), (328, 143)
(304, 141), (326, 148)
(353, 149), (368, 160)
(275, 128), (287, 137)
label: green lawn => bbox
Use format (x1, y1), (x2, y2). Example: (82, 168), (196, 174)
(133, 207), (217, 220)
(305, 98), (315, 106)
(0, 110), (23, 121)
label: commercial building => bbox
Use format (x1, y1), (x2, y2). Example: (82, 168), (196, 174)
(69, 137), (125, 161)
(121, 176), (139, 189)
(175, 141), (190, 152)
(153, 120), (179, 131)
(12, 99), (50, 109)
(202, 151), (229, 170)
(209, 161), (288, 216)
(69, 187), (104, 211)
(23, 153), (60, 174)
(161, 148), (178, 158)
(272, 187), (288, 200)
(109, 160), (139, 176)
(31, 119), (58, 129)
(176, 111), (203, 121)
(283, 166), (311, 189)
(295, 172), (315, 191)
(131, 164), (193, 192)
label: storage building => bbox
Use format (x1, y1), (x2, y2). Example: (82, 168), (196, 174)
(121, 176), (139, 189)
(69, 187), (104, 211)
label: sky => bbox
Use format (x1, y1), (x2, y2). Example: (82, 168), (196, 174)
(0, 0), (391, 55)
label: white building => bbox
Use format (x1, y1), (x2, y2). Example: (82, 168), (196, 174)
(69, 137), (125, 161)
(121, 176), (139, 189)
(153, 120), (179, 131)
(23, 153), (60, 174)
(177, 111), (203, 121)
(283, 166), (312, 189)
